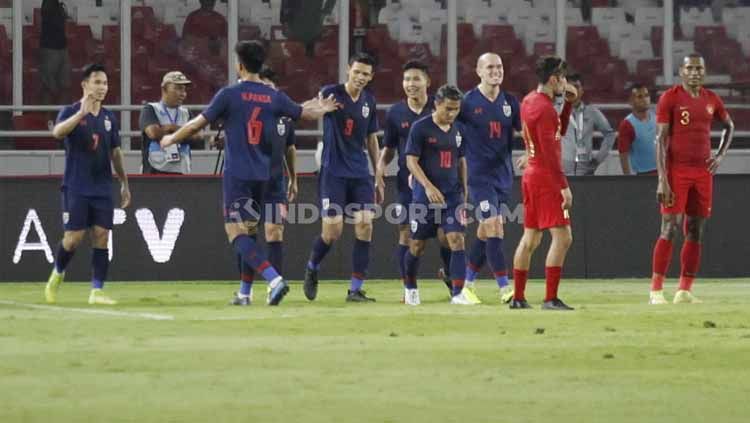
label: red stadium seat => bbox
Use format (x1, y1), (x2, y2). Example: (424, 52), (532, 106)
(238, 25), (261, 41)
(650, 26), (663, 57)
(533, 42), (555, 57)
(13, 113), (59, 150)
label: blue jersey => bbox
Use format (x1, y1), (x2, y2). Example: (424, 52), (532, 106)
(266, 116), (295, 180)
(458, 88), (521, 189)
(320, 84), (379, 178)
(405, 115), (465, 203)
(57, 103), (120, 197)
(383, 97), (434, 192)
(202, 81), (302, 181)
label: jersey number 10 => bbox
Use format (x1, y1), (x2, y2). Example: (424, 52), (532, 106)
(247, 107), (263, 145)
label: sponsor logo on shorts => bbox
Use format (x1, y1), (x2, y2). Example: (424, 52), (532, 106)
(395, 204), (403, 216)
(322, 198), (330, 210)
(62, 212), (69, 224)
(480, 200), (490, 212)
(410, 220), (418, 233)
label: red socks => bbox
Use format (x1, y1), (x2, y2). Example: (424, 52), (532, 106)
(545, 266), (562, 302)
(678, 240), (701, 291)
(513, 269), (528, 300)
(651, 238), (673, 291)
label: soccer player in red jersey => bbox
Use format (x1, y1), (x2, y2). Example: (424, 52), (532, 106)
(511, 56), (578, 310)
(649, 54), (734, 305)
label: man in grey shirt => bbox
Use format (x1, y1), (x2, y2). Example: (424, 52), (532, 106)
(560, 73), (616, 175)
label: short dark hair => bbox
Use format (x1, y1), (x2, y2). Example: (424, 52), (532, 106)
(535, 56), (567, 85)
(629, 82), (648, 92)
(402, 60), (429, 76)
(235, 40), (266, 73)
(258, 66), (278, 84)
(434, 84), (463, 102)
(82, 63), (106, 80)
(567, 72), (582, 85)
(685, 53), (704, 62)
(349, 52), (376, 68)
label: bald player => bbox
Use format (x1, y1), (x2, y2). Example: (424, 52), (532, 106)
(457, 53), (521, 304)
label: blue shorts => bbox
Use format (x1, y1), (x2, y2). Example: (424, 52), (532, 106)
(409, 193), (465, 241)
(264, 175), (287, 224)
(319, 172), (375, 218)
(394, 188), (412, 225)
(469, 179), (511, 221)
(61, 189), (114, 231)
(223, 175), (266, 223)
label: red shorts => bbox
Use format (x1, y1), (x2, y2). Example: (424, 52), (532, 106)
(522, 175), (570, 229)
(661, 166), (713, 217)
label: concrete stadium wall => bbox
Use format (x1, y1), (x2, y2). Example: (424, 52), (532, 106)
(1, 175), (749, 282)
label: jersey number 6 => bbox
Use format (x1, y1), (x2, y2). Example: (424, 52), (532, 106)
(247, 107), (263, 145)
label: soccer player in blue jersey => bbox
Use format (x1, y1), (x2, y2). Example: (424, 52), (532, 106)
(44, 64), (131, 305)
(403, 84), (471, 305)
(161, 40), (338, 306)
(458, 53), (521, 305)
(303, 53), (381, 303)
(230, 66), (298, 305)
(375, 60), (454, 299)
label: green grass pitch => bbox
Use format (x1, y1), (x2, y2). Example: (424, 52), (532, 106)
(1, 279), (749, 423)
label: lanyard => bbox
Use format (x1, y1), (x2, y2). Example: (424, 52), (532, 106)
(161, 102), (179, 125)
(569, 106), (585, 147)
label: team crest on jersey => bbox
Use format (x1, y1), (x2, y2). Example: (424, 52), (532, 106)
(706, 105), (714, 115)
(277, 120), (286, 136)
(503, 103), (512, 117)
(104, 117), (112, 132)
(455, 132), (462, 147)
(362, 103), (370, 118)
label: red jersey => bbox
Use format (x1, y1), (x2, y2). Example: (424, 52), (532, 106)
(520, 91), (573, 189)
(656, 85), (729, 168)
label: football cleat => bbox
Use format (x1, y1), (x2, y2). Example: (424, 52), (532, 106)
(404, 288), (420, 306)
(450, 290), (475, 305)
(88, 289), (117, 305)
(673, 290), (702, 304)
(541, 298), (574, 311)
(499, 286), (515, 304)
(45, 269), (64, 304)
(461, 285), (482, 304)
(346, 289), (376, 302)
(303, 267), (319, 301)
(509, 298), (532, 309)
(649, 290), (668, 305)
(230, 292), (251, 306)
(268, 279), (290, 306)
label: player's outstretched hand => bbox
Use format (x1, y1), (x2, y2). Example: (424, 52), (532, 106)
(160, 134), (175, 149)
(426, 184), (445, 205)
(120, 184), (131, 209)
(707, 154), (723, 174)
(287, 179), (298, 202)
(515, 154), (528, 171)
(318, 93), (342, 112)
(561, 187), (573, 210)
(656, 179), (674, 207)
(564, 83), (578, 103)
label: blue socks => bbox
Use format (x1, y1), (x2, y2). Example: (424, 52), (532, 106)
(466, 239), (486, 282)
(403, 251), (420, 289)
(486, 237), (509, 288)
(267, 241), (283, 274)
(396, 244), (409, 279)
(91, 248), (108, 289)
(350, 239), (370, 291)
(439, 246), (452, 275)
(232, 235), (280, 283)
(308, 236), (332, 271)
(55, 243), (75, 273)
(450, 250), (466, 296)
(238, 254), (254, 296)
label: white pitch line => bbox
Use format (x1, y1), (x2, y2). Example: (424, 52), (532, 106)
(0, 300), (175, 321)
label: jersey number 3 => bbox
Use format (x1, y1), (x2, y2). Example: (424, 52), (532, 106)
(247, 107), (263, 145)
(680, 110), (690, 126)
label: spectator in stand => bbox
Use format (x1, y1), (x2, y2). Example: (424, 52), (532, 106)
(281, 0), (337, 57)
(39, 0), (71, 114)
(618, 83), (657, 175)
(182, 0), (227, 42)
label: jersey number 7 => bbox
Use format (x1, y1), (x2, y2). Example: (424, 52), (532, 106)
(247, 107), (263, 145)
